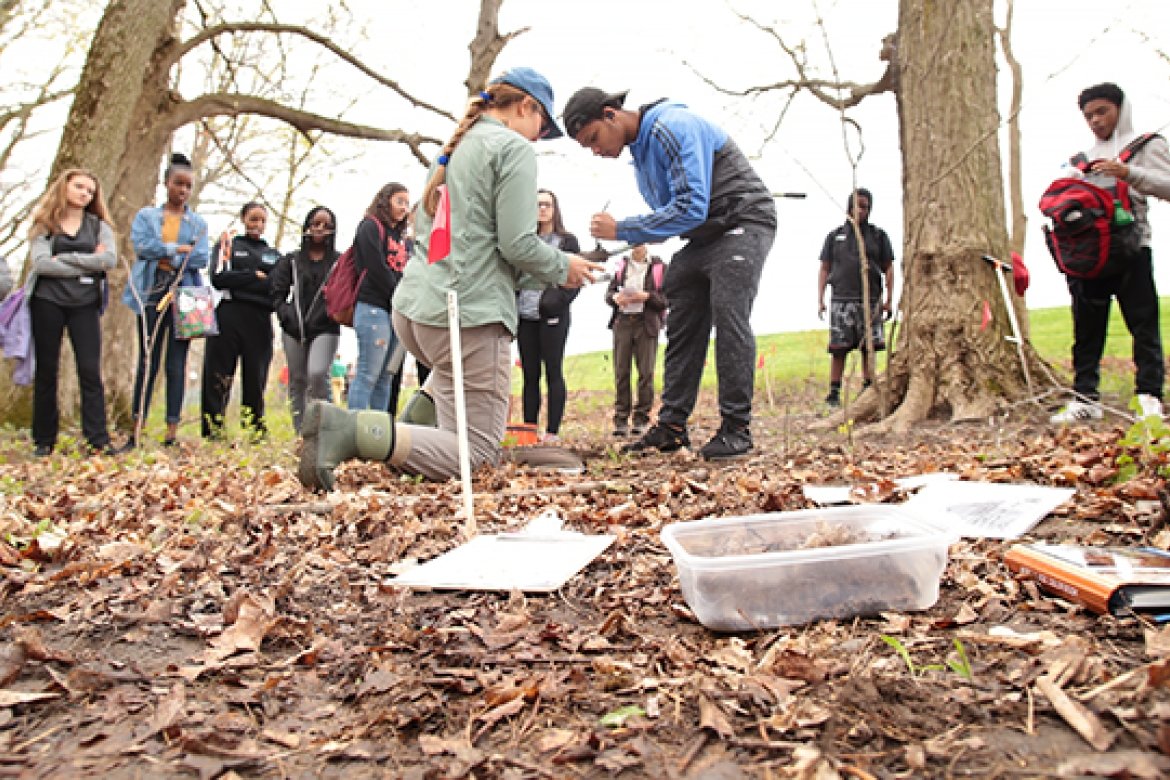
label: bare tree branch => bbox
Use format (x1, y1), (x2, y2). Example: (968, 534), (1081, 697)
(464, 0), (530, 94)
(704, 11), (897, 110)
(996, 0), (1026, 256)
(169, 92), (441, 166)
(172, 21), (457, 122)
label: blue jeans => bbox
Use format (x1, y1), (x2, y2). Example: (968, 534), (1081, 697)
(348, 301), (397, 410)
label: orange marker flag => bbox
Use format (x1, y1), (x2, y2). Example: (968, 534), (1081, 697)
(428, 185), (451, 264)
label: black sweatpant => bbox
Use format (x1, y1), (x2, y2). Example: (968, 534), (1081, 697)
(201, 300), (273, 437)
(657, 224), (775, 430)
(1067, 247), (1163, 400)
(29, 296), (110, 449)
(517, 314), (571, 435)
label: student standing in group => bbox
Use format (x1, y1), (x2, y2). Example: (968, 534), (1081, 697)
(201, 201), (279, 439)
(517, 188), (581, 442)
(1050, 83), (1170, 423)
(346, 183), (410, 412)
(123, 153), (210, 448)
(563, 86), (777, 460)
(270, 206), (341, 433)
(27, 169), (119, 456)
(297, 67), (602, 489)
(605, 243), (667, 438)
(816, 188), (895, 408)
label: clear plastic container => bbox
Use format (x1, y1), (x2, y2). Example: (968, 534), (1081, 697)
(660, 506), (955, 631)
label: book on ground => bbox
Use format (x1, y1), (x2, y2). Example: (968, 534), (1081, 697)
(1005, 543), (1170, 616)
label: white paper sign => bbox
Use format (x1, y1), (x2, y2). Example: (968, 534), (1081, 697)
(389, 513), (615, 592)
(903, 481), (1075, 539)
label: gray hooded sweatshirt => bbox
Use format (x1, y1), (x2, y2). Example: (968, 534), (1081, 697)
(1086, 95), (1170, 248)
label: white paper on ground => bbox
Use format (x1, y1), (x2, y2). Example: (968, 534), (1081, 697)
(389, 511), (616, 592)
(903, 481), (1075, 539)
(802, 472), (960, 506)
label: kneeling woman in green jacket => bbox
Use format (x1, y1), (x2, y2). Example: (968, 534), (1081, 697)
(298, 67), (602, 488)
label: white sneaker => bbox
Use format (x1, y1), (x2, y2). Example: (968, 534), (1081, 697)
(1050, 400), (1103, 423)
(1136, 394), (1164, 419)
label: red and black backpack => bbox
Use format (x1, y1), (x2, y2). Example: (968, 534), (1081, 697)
(1039, 133), (1159, 279)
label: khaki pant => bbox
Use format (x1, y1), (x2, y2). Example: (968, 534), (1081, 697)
(392, 311), (511, 481)
(612, 313), (658, 429)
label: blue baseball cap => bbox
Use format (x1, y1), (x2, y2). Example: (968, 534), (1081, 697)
(490, 67), (563, 139)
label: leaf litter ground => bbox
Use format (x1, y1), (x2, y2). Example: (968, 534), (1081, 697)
(1, 393), (1169, 779)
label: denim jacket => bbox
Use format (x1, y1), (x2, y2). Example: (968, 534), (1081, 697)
(122, 204), (210, 314)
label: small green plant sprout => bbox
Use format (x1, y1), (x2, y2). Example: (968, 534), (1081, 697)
(880, 635), (974, 682)
(880, 634), (924, 676)
(945, 638), (975, 682)
(1115, 399), (1170, 482)
(599, 705), (646, 728)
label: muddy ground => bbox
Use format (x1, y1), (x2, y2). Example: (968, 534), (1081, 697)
(1, 392), (1169, 779)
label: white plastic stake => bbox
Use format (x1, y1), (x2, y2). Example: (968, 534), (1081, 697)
(447, 289), (476, 537)
(991, 262), (1033, 393)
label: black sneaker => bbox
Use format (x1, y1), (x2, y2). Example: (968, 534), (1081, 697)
(700, 425), (753, 461)
(33, 444), (53, 458)
(824, 391), (841, 407)
(623, 422), (689, 453)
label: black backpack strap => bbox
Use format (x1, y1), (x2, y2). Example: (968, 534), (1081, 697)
(1118, 132), (1162, 162)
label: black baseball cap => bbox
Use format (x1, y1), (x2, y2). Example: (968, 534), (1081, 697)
(563, 88), (629, 138)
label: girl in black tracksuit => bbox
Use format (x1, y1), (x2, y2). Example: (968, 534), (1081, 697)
(201, 201), (280, 438)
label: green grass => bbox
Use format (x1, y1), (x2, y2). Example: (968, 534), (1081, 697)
(130, 297), (1168, 446)
(553, 298), (1170, 396)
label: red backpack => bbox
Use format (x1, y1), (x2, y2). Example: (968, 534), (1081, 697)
(324, 220), (406, 326)
(1039, 133), (1158, 279)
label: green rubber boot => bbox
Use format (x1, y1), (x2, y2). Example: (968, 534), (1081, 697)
(298, 401), (395, 491)
(398, 388), (437, 427)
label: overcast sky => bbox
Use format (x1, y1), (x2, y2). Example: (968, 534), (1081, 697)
(302, 0), (1170, 358)
(9, 0), (1169, 361)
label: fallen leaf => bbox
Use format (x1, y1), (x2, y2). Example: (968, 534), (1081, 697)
(0, 643), (26, 686)
(698, 694), (735, 738)
(207, 594), (273, 661)
(0, 689), (60, 707)
(151, 682), (186, 736)
(1057, 750), (1170, 778)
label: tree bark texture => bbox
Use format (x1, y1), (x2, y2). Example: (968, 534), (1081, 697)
(0, 0), (185, 428)
(852, 0), (1024, 432)
(4, 0), (461, 429)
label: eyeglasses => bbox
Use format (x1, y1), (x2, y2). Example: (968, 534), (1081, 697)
(537, 202), (554, 208)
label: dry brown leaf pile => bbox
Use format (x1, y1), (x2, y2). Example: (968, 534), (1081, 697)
(1, 405), (1168, 778)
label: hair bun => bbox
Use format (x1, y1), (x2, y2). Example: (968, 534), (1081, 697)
(170, 152), (191, 166)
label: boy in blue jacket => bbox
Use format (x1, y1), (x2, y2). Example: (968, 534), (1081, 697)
(564, 87), (777, 459)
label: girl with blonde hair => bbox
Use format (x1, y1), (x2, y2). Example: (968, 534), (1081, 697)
(27, 168), (119, 456)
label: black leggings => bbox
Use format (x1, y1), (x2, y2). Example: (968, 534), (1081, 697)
(29, 296), (110, 448)
(517, 315), (570, 434)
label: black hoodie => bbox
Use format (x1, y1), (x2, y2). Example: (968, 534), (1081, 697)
(270, 249), (341, 342)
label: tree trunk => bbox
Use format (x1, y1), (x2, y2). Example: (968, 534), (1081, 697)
(6, 0), (467, 430)
(847, 0), (1024, 432)
(0, 0), (183, 428)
